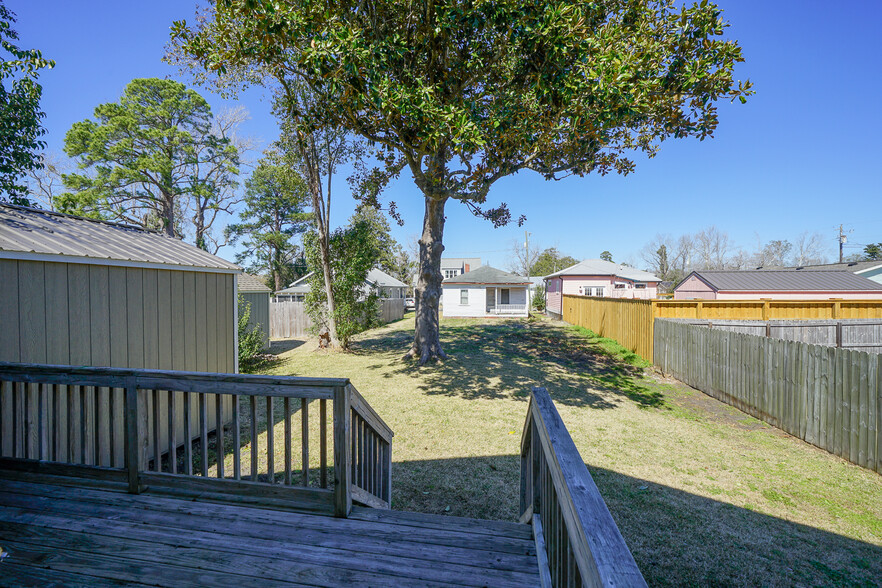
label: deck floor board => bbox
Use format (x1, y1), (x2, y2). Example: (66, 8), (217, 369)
(0, 475), (540, 587)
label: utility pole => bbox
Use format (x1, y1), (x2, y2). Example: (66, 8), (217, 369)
(525, 230), (531, 311)
(838, 224), (848, 263)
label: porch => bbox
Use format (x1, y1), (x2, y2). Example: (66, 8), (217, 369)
(486, 286), (530, 316)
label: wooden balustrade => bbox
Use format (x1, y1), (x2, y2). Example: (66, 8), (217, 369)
(0, 363), (392, 518)
(521, 387), (645, 588)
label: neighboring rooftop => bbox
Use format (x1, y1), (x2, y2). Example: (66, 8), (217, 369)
(758, 260), (882, 273)
(441, 257), (482, 270)
(681, 270), (882, 292)
(444, 265), (529, 285)
(0, 204), (239, 273)
(238, 273), (272, 292)
(365, 268), (407, 288)
(543, 259), (661, 282)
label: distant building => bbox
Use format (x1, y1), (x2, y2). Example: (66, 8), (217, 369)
(440, 257), (482, 280)
(543, 259), (661, 319)
(673, 270), (882, 300)
(442, 266), (530, 318)
(274, 268), (407, 302)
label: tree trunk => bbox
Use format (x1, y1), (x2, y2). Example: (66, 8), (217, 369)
(318, 229), (340, 348)
(406, 195), (448, 364)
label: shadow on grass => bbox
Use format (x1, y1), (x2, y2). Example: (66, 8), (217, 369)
(351, 318), (664, 410)
(392, 456), (882, 587)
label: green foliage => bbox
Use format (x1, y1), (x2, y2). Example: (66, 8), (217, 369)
(59, 78), (238, 238)
(0, 2), (54, 204)
(532, 284), (546, 311)
(600, 251), (614, 262)
(531, 247), (579, 276)
(227, 154), (311, 290)
(303, 208), (388, 348)
(237, 296), (266, 371)
(862, 243), (882, 261)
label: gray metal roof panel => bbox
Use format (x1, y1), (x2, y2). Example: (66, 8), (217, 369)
(687, 270), (882, 292)
(0, 205), (239, 272)
(443, 265), (529, 285)
(543, 259), (661, 282)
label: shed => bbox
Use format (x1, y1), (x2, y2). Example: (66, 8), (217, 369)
(0, 204), (239, 462)
(442, 265), (530, 318)
(673, 270), (882, 300)
(238, 273), (271, 348)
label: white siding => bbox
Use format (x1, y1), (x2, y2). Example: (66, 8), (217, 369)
(442, 285), (487, 317)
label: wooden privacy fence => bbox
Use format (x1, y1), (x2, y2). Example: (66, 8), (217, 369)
(562, 295), (882, 361)
(0, 362), (393, 516)
(654, 320), (881, 474)
(270, 298), (406, 339)
(671, 319), (882, 354)
(521, 386), (645, 587)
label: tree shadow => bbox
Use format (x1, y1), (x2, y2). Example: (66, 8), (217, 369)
(392, 456), (882, 587)
(351, 318), (664, 410)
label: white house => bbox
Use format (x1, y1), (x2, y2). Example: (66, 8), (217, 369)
(544, 259), (661, 319)
(440, 257), (482, 279)
(274, 268), (407, 301)
(442, 265), (530, 318)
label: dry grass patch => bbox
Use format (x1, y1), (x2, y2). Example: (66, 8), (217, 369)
(257, 314), (881, 586)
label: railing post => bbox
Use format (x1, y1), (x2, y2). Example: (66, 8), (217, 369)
(124, 379), (143, 494)
(334, 385), (352, 517)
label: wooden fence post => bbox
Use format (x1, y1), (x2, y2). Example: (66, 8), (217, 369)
(124, 379), (143, 494)
(334, 385), (352, 517)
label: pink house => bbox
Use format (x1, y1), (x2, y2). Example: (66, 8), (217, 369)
(544, 259), (661, 318)
(673, 270), (882, 300)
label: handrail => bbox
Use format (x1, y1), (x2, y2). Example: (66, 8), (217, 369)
(520, 387), (645, 588)
(0, 362), (392, 518)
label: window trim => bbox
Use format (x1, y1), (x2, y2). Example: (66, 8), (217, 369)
(460, 289), (469, 305)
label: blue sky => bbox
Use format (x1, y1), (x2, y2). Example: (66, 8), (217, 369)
(10, 0), (882, 270)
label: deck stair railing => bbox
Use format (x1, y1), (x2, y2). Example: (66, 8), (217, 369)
(520, 387), (645, 588)
(0, 362), (392, 517)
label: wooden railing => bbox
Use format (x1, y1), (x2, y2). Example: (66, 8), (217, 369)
(488, 303), (528, 315)
(0, 363), (392, 517)
(520, 387), (645, 588)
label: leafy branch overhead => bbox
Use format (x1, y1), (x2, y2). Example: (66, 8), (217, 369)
(173, 0), (752, 219)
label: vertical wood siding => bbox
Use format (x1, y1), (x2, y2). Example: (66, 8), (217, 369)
(0, 259), (236, 462)
(239, 292), (270, 348)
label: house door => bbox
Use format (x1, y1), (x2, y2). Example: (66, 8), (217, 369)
(500, 289), (510, 304)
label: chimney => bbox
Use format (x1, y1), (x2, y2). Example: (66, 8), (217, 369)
(464, 264), (470, 273)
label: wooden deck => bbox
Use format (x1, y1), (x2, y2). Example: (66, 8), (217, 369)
(0, 471), (540, 587)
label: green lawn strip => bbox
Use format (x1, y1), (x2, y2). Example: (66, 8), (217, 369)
(257, 315), (881, 586)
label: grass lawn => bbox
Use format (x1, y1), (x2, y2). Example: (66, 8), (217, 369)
(259, 313), (882, 586)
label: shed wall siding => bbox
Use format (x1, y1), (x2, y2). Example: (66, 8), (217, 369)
(0, 259), (235, 372)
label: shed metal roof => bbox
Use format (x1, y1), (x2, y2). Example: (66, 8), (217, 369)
(0, 205), (239, 273)
(443, 265), (529, 285)
(681, 270), (882, 292)
(543, 259), (661, 282)
(758, 260), (882, 274)
(238, 273), (272, 292)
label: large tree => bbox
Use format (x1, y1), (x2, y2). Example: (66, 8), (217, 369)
(173, 0), (751, 363)
(227, 155), (311, 291)
(531, 247), (578, 277)
(0, 2), (54, 204)
(59, 78), (238, 239)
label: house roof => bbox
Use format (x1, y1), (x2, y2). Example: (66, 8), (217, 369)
(443, 265), (529, 285)
(238, 273), (271, 293)
(543, 259), (661, 282)
(758, 260), (882, 274)
(0, 204), (239, 273)
(366, 268), (407, 288)
(441, 257), (481, 270)
(678, 270), (882, 292)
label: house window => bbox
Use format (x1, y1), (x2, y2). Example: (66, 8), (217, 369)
(594, 287), (604, 297)
(460, 289), (468, 305)
(501, 289), (510, 304)
(635, 283), (646, 289)
(614, 283), (626, 289)
(444, 269), (458, 279)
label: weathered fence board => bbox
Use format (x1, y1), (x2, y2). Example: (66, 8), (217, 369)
(270, 299), (406, 339)
(654, 319), (882, 474)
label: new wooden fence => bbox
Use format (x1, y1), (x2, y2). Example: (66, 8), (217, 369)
(521, 386), (646, 587)
(562, 295), (882, 361)
(654, 320), (881, 474)
(0, 363), (393, 516)
(270, 298), (406, 339)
